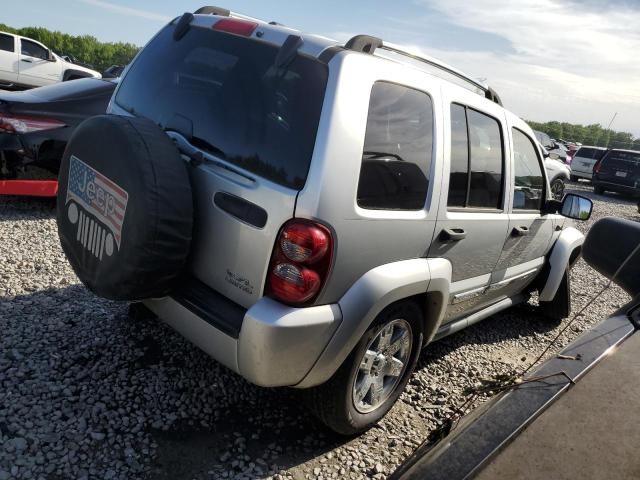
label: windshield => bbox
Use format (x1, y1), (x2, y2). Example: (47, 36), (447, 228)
(115, 24), (328, 190)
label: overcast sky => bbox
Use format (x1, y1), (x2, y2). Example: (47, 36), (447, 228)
(5, 0), (639, 137)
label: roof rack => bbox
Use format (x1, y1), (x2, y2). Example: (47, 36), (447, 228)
(344, 34), (503, 107)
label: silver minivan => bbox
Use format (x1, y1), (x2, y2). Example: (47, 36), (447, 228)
(570, 146), (608, 181)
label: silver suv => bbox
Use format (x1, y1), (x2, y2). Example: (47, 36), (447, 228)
(56, 7), (593, 434)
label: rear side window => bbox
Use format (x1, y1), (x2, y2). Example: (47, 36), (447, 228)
(115, 24), (328, 190)
(447, 104), (504, 209)
(512, 128), (545, 210)
(357, 82), (433, 210)
(21, 39), (48, 60)
(576, 147), (606, 160)
(0, 34), (14, 53)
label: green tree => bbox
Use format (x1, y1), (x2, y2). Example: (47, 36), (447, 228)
(0, 23), (138, 73)
(527, 119), (638, 149)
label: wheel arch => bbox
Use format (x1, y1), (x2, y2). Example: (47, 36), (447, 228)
(538, 226), (584, 302)
(296, 257), (451, 388)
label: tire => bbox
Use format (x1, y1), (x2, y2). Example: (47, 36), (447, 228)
(539, 267), (571, 321)
(56, 115), (193, 301)
(306, 301), (424, 435)
(593, 185), (605, 195)
(550, 177), (565, 200)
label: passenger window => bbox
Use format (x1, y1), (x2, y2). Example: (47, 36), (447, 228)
(357, 82), (433, 210)
(447, 104), (468, 207)
(21, 39), (48, 60)
(467, 110), (503, 208)
(0, 34), (13, 53)
(512, 128), (545, 210)
(447, 104), (504, 209)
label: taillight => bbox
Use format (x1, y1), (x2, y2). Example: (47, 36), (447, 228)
(593, 159), (603, 173)
(0, 113), (65, 134)
(267, 220), (333, 305)
(212, 18), (258, 37)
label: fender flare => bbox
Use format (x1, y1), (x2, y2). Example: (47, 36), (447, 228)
(62, 69), (94, 81)
(539, 226), (584, 302)
(296, 258), (452, 388)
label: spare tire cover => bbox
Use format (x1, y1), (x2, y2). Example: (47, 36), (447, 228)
(56, 114), (193, 300)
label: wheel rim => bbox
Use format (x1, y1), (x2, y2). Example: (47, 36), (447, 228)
(551, 180), (564, 200)
(352, 318), (412, 414)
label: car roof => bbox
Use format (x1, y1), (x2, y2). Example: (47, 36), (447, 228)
(578, 146), (608, 150)
(609, 149), (640, 154)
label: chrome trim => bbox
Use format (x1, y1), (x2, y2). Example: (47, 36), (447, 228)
(452, 286), (486, 304)
(486, 268), (538, 292)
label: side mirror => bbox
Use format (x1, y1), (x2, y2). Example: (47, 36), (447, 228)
(560, 193), (592, 220)
(47, 50), (56, 62)
(549, 152), (560, 160)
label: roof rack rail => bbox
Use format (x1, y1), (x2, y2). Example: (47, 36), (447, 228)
(343, 34), (503, 107)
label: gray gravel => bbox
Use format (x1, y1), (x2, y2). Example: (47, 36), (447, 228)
(0, 182), (637, 480)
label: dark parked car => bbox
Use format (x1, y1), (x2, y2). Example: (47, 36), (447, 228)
(592, 149), (640, 197)
(0, 77), (116, 196)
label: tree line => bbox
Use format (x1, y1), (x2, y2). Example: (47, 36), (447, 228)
(527, 120), (640, 150)
(0, 24), (139, 73)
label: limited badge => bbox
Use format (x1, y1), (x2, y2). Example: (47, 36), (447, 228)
(65, 155), (129, 260)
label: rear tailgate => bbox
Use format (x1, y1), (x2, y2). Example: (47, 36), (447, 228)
(110, 20), (328, 309)
(572, 147), (606, 175)
(598, 150), (640, 187)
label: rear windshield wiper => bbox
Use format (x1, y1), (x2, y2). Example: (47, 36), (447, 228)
(165, 130), (226, 166)
(190, 136), (226, 160)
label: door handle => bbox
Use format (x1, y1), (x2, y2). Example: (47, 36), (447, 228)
(512, 225), (530, 236)
(441, 227), (466, 242)
(21, 58), (33, 63)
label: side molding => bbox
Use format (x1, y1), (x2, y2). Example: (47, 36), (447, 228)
(296, 258), (451, 388)
(539, 226), (584, 302)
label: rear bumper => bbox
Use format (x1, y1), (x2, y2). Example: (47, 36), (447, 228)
(144, 295), (342, 387)
(0, 180), (58, 197)
(571, 169), (592, 179)
(593, 178), (640, 195)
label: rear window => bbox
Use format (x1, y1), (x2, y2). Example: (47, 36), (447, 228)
(576, 147), (606, 160)
(603, 150), (640, 168)
(115, 24), (328, 190)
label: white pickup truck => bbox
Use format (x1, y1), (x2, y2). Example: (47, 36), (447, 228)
(0, 31), (101, 88)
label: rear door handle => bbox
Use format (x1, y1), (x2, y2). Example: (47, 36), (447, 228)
(21, 58), (32, 63)
(512, 225), (530, 236)
(441, 227), (466, 242)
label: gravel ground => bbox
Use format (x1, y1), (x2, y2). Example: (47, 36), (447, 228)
(0, 182), (638, 480)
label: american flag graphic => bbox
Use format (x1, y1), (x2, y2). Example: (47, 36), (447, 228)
(66, 155), (128, 250)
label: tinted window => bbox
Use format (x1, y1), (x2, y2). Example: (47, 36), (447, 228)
(602, 150), (640, 169)
(467, 109), (503, 208)
(447, 104), (504, 209)
(575, 147), (606, 160)
(21, 39), (48, 60)
(115, 24), (328, 190)
(447, 104), (468, 207)
(0, 34), (14, 53)
(357, 82), (433, 210)
(512, 128), (544, 210)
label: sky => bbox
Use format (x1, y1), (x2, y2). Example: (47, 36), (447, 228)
(3, 0), (639, 137)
